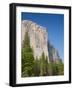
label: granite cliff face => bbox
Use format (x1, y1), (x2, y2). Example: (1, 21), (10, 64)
(21, 20), (49, 61)
(48, 42), (60, 63)
(21, 20), (61, 63)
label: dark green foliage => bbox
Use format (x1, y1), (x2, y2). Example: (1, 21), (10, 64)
(22, 31), (30, 48)
(44, 56), (49, 75)
(33, 57), (40, 76)
(48, 62), (53, 75)
(40, 52), (46, 76)
(21, 31), (34, 77)
(56, 60), (64, 75)
(51, 60), (64, 75)
(52, 63), (59, 75)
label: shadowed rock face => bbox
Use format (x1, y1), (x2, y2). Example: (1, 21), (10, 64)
(48, 42), (60, 63)
(21, 20), (49, 61)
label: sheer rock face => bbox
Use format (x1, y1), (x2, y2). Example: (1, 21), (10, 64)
(21, 20), (49, 61)
(21, 20), (61, 63)
(48, 42), (60, 63)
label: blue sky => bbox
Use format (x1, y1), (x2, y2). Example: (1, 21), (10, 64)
(22, 12), (64, 61)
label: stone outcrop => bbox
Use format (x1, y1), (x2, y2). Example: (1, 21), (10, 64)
(22, 20), (61, 63)
(48, 42), (60, 63)
(21, 20), (49, 61)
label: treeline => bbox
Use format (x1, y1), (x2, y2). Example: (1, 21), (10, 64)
(21, 31), (64, 77)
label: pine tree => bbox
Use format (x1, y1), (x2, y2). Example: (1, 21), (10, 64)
(33, 57), (40, 76)
(40, 52), (47, 76)
(22, 31), (30, 48)
(21, 31), (34, 77)
(51, 59), (64, 75)
(44, 56), (48, 76)
(56, 60), (64, 75)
